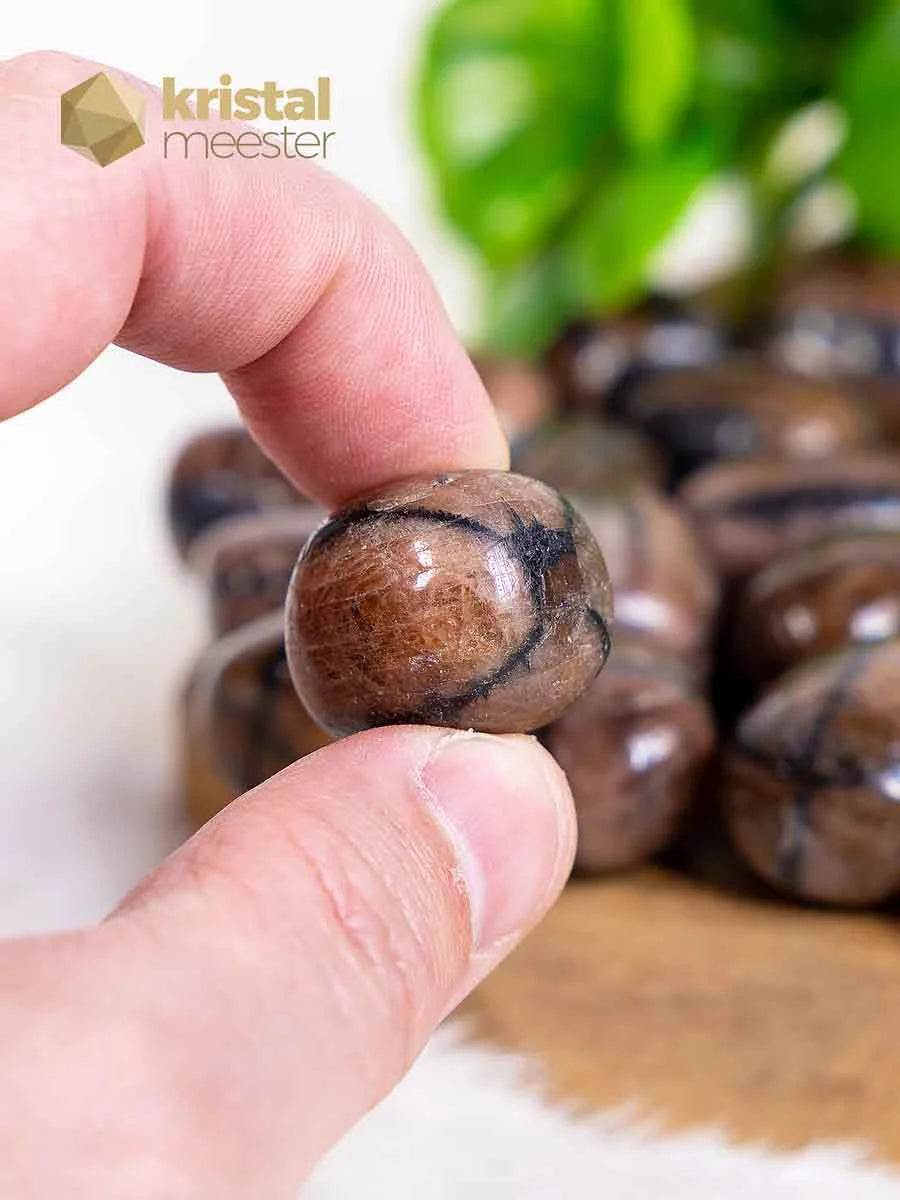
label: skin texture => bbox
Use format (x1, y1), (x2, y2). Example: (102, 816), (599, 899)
(615, 360), (874, 483)
(543, 640), (715, 873)
(0, 51), (578, 1198)
(722, 640), (900, 906)
(286, 470), (613, 735)
(731, 532), (900, 688)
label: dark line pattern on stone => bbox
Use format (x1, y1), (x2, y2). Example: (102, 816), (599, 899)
(169, 479), (261, 548)
(735, 741), (871, 791)
(298, 494), (609, 730)
(561, 496), (613, 662)
(721, 482), (900, 523)
(343, 501), (603, 728)
(307, 504), (500, 552)
(773, 646), (873, 888)
(586, 607), (613, 662)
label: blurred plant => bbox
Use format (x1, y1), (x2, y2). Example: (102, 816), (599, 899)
(416, 0), (900, 352)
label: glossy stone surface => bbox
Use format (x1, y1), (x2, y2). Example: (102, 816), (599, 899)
(511, 416), (665, 494)
(474, 355), (557, 445)
(576, 483), (717, 677)
(286, 470), (613, 735)
(732, 532), (900, 688)
(168, 427), (304, 558)
(768, 254), (900, 440)
(548, 300), (724, 411)
(189, 508), (325, 635)
(679, 452), (900, 583)
(543, 639), (714, 872)
(614, 360), (873, 482)
(183, 613), (333, 824)
(722, 639), (900, 906)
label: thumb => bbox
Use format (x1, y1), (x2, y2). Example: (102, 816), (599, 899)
(0, 726), (574, 1197)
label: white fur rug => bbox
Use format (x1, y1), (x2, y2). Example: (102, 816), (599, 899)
(307, 1027), (900, 1199)
(1, 351), (899, 1199)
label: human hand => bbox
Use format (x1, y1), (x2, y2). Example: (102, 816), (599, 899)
(0, 51), (576, 1198)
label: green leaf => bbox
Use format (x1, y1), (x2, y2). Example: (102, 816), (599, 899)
(417, 0), (610, 266)
(435, 110), (598, 266)
(615, 0), (696, 154)
(839, 0), (900, 108)
(563, 137), (717, 312)
(482, 253), (573, 354)
(837, 0), (900, 248)
(778, 0), (880, 39)
(690, 1), (826, 142)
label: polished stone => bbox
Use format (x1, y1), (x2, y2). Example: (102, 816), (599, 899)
(286, 470), (613, 735)
(616, 360), (873, 482)
(722, 639), (900, 906)
(731, 531), (900, 688)
(543, 638), (714, 872)
(679, 452), (900, 584)
(168, 427), (304, 558)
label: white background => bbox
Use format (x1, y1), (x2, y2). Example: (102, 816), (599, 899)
(0, 0), (480, 934)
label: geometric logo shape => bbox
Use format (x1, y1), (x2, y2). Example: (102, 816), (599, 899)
(60, 71), (146, 167)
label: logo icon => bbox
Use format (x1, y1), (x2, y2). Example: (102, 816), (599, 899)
(60, 72), (146, 167)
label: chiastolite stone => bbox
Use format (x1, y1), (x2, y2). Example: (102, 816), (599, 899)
(615, 360), (874, 482)
(285, 470), (613, 735)
(575, 482), (717, 679)
(183, 612), (333, 825)
(678, 452), (900, 584)
(188, 508), (325, 635)
(731, 531), (900, 688)
(721, 638), (900, 906)
(168, 427), (305, 557)
(510, 415), (665, 493)
(543, 638), (714, 873)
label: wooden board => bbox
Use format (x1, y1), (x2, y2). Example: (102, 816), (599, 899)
(463, 865), (900, 1161)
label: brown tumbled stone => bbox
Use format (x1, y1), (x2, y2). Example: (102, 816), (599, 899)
(615, 360), (874, 482)
(768, 253), (900, 440)
(168, 427), (304, 558)
(543, 639), (714, 873)
(188, 508), (325, 635)
(679, 452), (900, 584)
(732, 532), (900, 688)
(576, 483), (717, 677)
(285, 470), (613, 735)
(183, 612), (333, 825)
(721, 639), (900, 906)
(547, 302), (723, 411)
(511, 415), (665, 494)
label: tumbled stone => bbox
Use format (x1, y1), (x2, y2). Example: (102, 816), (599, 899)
(285, 470), (613, 735)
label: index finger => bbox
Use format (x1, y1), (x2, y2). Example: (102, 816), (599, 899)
(0, 51), (508, 504)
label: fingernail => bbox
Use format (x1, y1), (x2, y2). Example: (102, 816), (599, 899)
(420, 732), (574, 954)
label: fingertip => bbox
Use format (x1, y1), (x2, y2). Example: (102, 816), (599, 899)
(418, 730), (575, 958)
